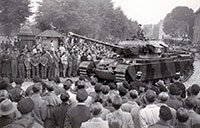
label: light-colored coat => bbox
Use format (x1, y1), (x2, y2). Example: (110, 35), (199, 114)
(80, 117), (109, 128)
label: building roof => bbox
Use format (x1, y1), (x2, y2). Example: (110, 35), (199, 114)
(195, 8), (200, 14)
(36, 30), (63, 38)
(18, 25), (34, 36)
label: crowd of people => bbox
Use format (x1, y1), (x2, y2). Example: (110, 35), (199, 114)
(0, 37), (200, 128)
(0, 73), (200, 128)
(0, 37), (115, 81)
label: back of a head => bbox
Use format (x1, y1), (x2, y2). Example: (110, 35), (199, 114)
(159, 105), (172, 121)
(90, 102), (102, 116)
(169, 83), (179, 96)
(176, 108), (189, 123)
(32, 83), (42, 93)
(118, 85), (127, 97)
(184, 96), (196, 109)
(112, 95), (122, 110)
(17, 98), (35, 115)
(63, 81), (71, 91)
(145, 89), (157, 103)
(76, 89), (88, 102)
(94, 83), (102, 93)
(158, 92), (169, 102)
(60, 92), (70, 102)
(101, 85), (110, 95)
(129, 90), (138, 99)
(46, 81), (56, 92)
(191, 84), (200, 96)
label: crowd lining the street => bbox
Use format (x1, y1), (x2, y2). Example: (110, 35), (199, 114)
(0, 39), (200, 128)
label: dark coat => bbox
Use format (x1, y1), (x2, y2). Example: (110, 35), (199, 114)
(149, 120), (174, 128)
(51, 102), (70, 128)
(0, 116), (14, 128)
(64, 104), (91, 128)
(166, 95), (184, 110)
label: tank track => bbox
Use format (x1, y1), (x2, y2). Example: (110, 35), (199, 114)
(114, 64), (129, 82)
(79, 61), (94, 77)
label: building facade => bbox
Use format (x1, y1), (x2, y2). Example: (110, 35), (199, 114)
(193, 8), (200, 43)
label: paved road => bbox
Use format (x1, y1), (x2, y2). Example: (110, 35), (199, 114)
(184, 58), (200, 88)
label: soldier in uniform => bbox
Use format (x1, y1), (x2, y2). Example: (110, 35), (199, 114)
(61, 52), (69, 78)
(72, 51), (79, 77)
(2, 50), (11, 77)
(31, 53), (40, 78)
(40, 53), (48, 79)
(11, 48), (19, 78)
(18, 52), (26, 79)
(67, 52), (73, 77)
(24, 52), (32, 79)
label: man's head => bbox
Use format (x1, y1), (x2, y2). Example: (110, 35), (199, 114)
(158, 92), (169, 103)
(60, 92), (70, 102)
(159, 105), (172, 121)
(90, 102), (102, 116)
(129, 90), (138, 100)
(176, 108), (189, 123)
(17, 98), (35, 115)
(145, 89), (157, 103)
(76, 89), (88, 103)
(191, 84), (200, 96)
(32, 83), (42, 94)
(112, 95), (122, 110)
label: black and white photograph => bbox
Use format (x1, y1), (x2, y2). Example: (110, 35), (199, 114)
(0, 0), (200, 127)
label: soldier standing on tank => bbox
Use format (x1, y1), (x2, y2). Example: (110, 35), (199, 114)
(18, 52), (26, 79)
(137, 24), (145, 40)
(11, 48), (19, 79)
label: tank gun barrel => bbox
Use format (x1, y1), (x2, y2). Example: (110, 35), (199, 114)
(68, 32), (123, 49)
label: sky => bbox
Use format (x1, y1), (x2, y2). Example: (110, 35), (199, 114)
(112, 0), (200, 25)
(29, 0), (200, 25)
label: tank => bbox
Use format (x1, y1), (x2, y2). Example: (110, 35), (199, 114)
(68, 32), (194, 84)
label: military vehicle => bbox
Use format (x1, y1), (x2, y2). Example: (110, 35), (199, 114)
(68, 32), (194, 84)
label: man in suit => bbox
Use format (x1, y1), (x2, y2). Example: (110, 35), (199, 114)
(81, 102), (109, 128)
(64, 89), (91, 128)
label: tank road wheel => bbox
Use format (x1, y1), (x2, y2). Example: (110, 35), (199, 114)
(79, 61), (95, 77)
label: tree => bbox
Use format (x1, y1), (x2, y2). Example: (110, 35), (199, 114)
(163, 6), (194, 39)
(0, 0), (32, 36)
(35, 0), (139, 40)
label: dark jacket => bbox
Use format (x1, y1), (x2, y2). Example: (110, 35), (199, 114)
(149, 120), (174, 128)
(51, 102), (70, 128)
(64, 104), (91, 128)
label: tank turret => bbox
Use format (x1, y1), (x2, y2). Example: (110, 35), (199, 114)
(68, 32), (194, 84)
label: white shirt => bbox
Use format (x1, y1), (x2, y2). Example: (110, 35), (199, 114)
(139, 104), (160, 128)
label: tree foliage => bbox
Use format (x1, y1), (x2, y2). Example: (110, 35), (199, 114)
(163, 6), (194, 38)
(0, 0), (32, 36)
(35, 0), (138, 40)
